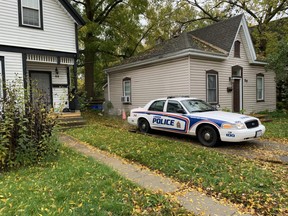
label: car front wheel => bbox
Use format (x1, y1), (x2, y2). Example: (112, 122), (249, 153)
(138, 118), (150, 133)
(197, 125), (218, 147)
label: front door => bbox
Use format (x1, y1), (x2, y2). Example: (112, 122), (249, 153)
(30, 72), (52, 109)
(233, 78), (242, 112)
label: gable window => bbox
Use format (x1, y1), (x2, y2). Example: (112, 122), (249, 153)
(122, 77), (131, 103)
(234, 40), (241, 58)
(19, 0), (43, 29)
(256, 74), (264, 101)
(206, 70), (218, 104)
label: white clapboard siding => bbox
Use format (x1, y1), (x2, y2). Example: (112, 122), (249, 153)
(0, 0), (76, 53)
(0, 51), (23, 83)
(26, 62), (68, 85)
(27, 62), (69, 110)
(109, 57), (190, 112)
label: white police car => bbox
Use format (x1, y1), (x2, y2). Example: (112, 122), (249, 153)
(128, 96), (265, 147)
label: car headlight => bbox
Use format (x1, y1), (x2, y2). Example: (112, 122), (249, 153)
(222, 122), (246, 130)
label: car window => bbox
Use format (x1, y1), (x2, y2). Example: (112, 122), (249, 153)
(148, 100), (166, 112)
(167, 100), (185, 113)
(181, 99), (215, 113)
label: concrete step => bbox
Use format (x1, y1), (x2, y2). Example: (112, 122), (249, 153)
(58, 119), (86, 127)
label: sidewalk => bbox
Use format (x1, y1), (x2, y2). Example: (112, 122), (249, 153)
(59, 134), (250, 216)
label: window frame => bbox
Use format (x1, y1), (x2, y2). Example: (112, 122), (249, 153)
(206, 70), (219, 105)
(122, 77), (131, 104)
(167, 100), (185, 114)
(256, 73), (265, 102)
(148, 100), (166, 112)
(18, 0), (44, 29)
(234, 40), (241, 58)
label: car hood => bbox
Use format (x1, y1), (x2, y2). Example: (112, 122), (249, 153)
(187, 111), (257, 123)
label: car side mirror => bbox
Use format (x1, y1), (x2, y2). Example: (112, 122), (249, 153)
(176, 108), (186, 114)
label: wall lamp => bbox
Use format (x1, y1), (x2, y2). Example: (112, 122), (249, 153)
(55, 67), (59, 78)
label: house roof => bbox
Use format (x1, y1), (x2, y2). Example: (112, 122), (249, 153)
(106, 14), (264, 73)
(58, 0), (85, 26)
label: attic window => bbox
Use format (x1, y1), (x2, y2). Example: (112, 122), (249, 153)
(234, 40), (241, 58)
(19, 0), (43, 29)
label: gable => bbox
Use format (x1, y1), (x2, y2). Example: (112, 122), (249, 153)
(56, 0), (85, 26)
(0, 0), (81, 53)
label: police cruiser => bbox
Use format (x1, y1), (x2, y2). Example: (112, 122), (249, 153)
(127, 96), (265, 147)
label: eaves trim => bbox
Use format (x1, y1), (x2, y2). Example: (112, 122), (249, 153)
(105, 49), (227, 73)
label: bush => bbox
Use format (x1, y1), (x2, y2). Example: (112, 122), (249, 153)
(0, 80), (59, 171)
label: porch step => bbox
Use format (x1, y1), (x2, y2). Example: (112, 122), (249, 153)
(53, 112), (86, 130)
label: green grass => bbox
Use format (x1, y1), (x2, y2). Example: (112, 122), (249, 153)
(66, 112), (288, 215)
(0, 146), (189, 215)
(261, 110), (288, 140)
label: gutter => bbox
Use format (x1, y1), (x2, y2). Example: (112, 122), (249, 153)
(105, 49), (227, 73)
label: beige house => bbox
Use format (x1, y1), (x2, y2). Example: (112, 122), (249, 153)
(105, 14), (276, 114)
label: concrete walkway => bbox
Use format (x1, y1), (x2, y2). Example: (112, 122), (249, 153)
(59, 134), (250, 216)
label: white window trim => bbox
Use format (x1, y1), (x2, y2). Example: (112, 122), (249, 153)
(206, 73), (218, 104)
(0, 60), (3, 100)
(256, 76), (264, 101)
(123, 80), (131, 97)
(20, 0), (42, 28)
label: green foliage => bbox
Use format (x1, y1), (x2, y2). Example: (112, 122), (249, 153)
(66, 113), (288, 214)
(0, 147), (189, 215)
(0, 80), (58, 171)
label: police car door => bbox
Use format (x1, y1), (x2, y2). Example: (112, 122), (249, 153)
(163, 100), (189, 133)
(147, 100), (166, 129)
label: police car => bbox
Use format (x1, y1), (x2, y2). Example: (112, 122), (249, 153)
(127, 96), (265, 147)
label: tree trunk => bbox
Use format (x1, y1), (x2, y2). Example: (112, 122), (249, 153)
(84, 39), (95, 99)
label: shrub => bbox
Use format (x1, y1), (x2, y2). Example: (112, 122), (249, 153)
(0, 80), (59, 171)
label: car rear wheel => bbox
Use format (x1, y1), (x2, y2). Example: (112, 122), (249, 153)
(197, 125), (218, 147)
(138, 118), (150, 133)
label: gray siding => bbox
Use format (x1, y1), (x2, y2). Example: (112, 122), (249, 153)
(189, 26), (276, 113)
(0, 0), (76, 53)
(109, 57), (190, 112)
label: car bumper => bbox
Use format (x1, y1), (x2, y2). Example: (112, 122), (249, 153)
(128, 116), (138, 126)
(219, 124), (266, 142)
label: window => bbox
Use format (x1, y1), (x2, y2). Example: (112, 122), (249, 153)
(148, 100), (165, 112)
(19, 0), (43, 28)
(234, 40), (241, 58)
(167, 100), (185, 113)
(206, 70), (218, 104)
(122, 77), (131, 103)
(256, 74), (264, 101)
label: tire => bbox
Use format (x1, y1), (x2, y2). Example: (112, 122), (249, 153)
(197, 125), (218, 147)
(138, 118), (150, 133)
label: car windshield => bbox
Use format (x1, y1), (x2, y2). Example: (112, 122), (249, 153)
(181, 99), (216, 113)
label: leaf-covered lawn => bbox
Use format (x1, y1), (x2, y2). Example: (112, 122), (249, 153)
(0, 147), (189, 215)
(66, 112), (288, 215)
(262, 111), (288, 142)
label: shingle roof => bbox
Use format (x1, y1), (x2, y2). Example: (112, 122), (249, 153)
(112, 14), (244, 67)
(190, 14), (243, 52)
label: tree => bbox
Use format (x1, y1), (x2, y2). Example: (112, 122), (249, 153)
(70, 0), (148, 99)
(266, 39), (288, 108)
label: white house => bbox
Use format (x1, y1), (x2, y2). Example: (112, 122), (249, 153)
(105, 14), (276, 114)
(0, 0), (85, 112)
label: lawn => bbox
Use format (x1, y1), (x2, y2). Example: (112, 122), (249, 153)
(261, 110), (288, 142)
(0, 146), (189, 215)
(65, 111), (288, 215)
